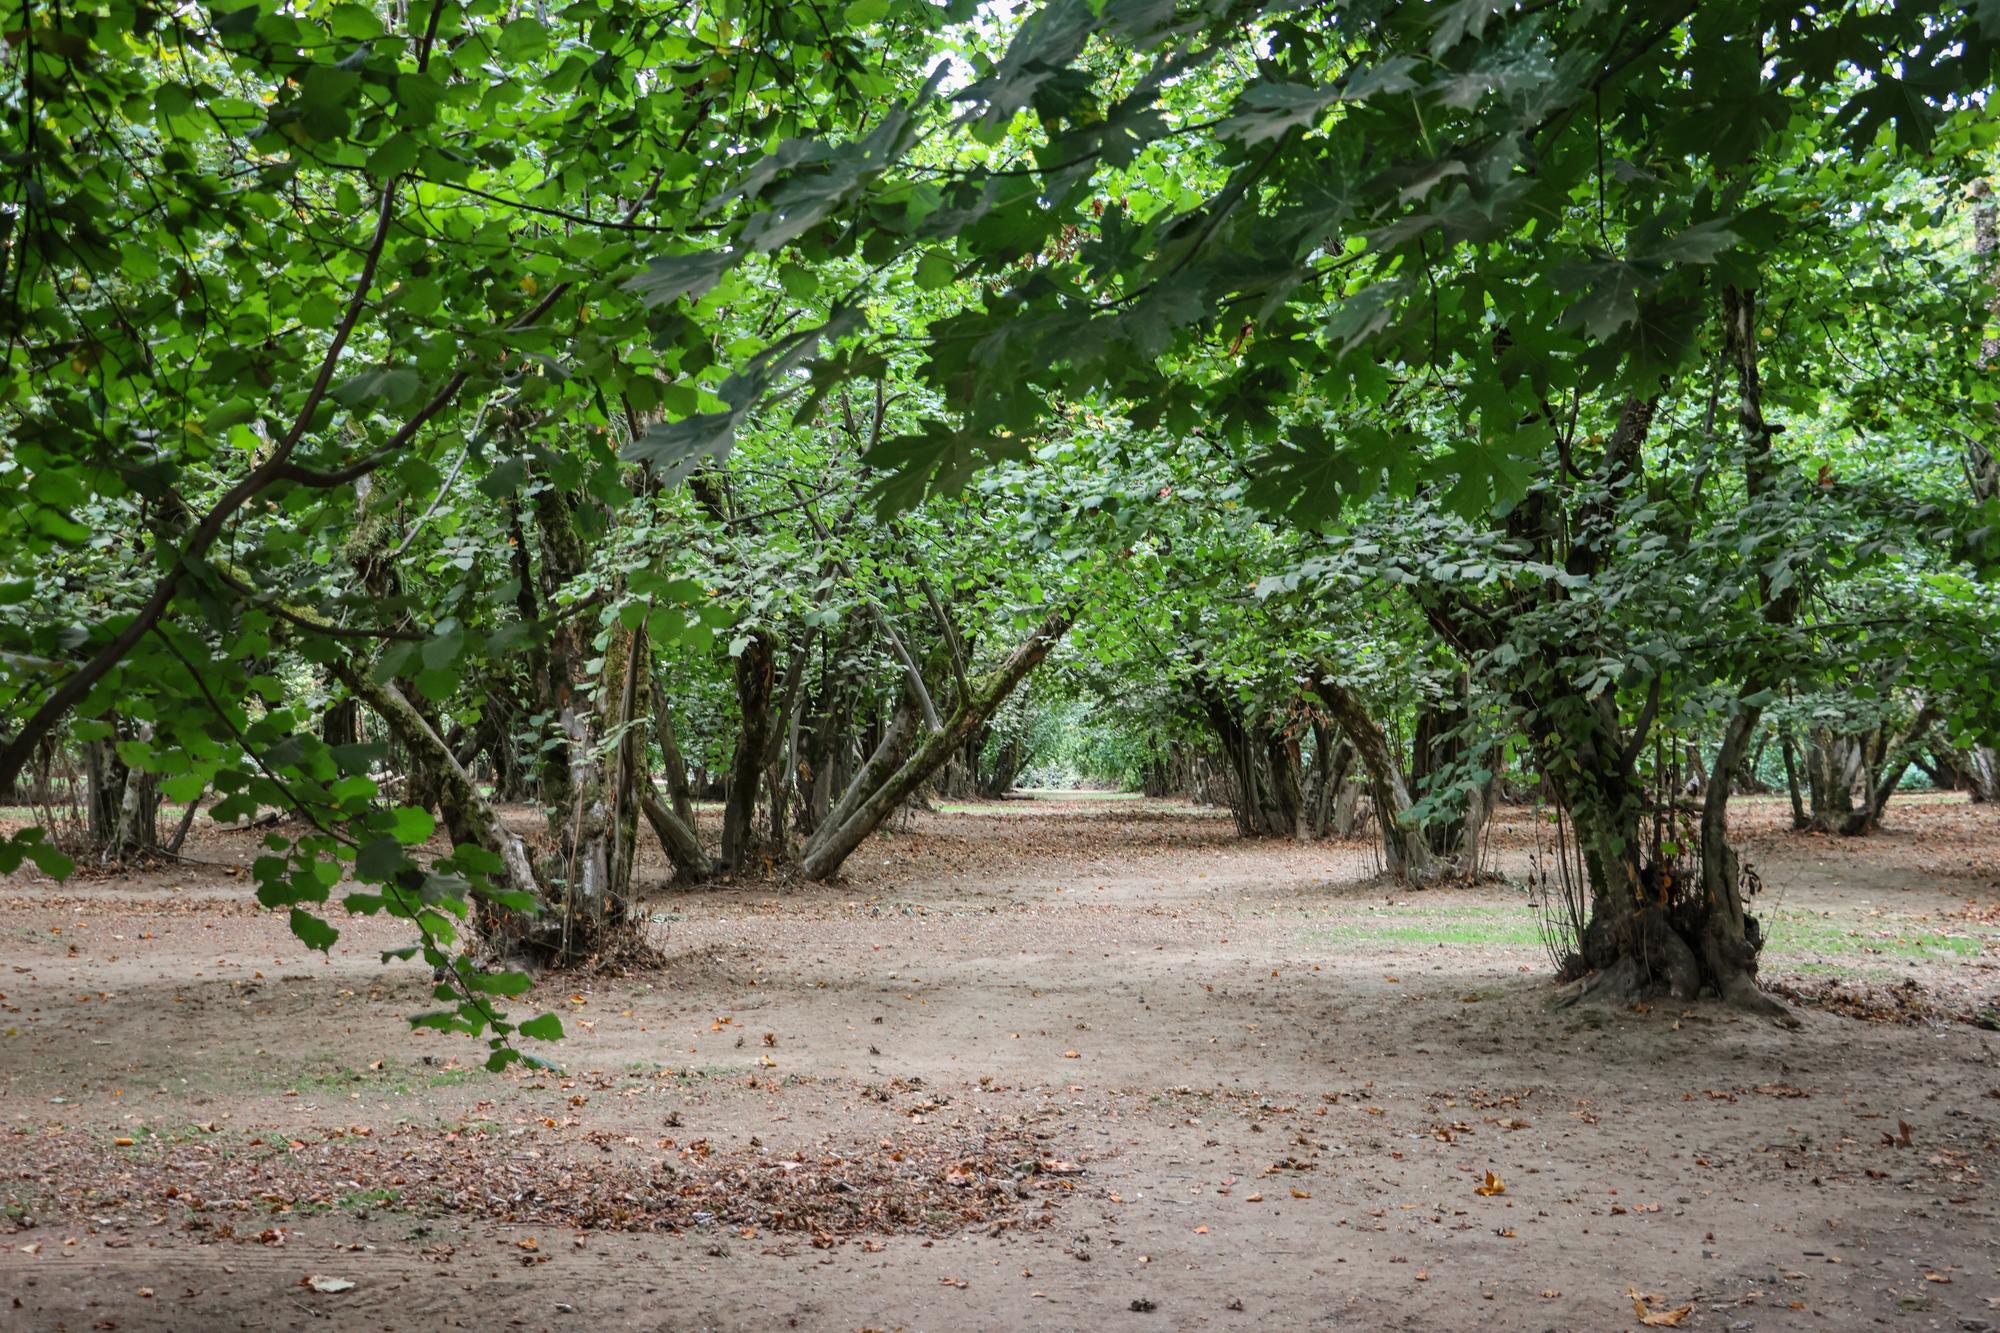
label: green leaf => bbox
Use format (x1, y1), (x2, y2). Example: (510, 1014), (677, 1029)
(289, 908), (340, 953)
(462, 969), (534, 997)
(518, 1013), (565, 1041)
(355, 837), (407, 881)
(621, 251), (732, 308)
(332, 367), (422, 408)
(1638, 218), (1739, 265)
(914, 252), (956, 290)
(385, 806), (436, 845)
(367, 132), (420, 179)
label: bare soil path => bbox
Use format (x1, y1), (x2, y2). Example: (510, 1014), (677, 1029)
(2, 795), (1998, 1331)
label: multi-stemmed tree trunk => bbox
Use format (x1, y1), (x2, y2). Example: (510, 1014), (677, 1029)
(1193, 681), (1302, 838)
(107, 722), (160, 863)
(1426, 359), (1785, 1014)
(1308, 674), (1436, 878)
(323, 468), (679, 965)
(1408, 679), (1494, 875)
(1685, 286), (1797, 1019)
(799, 608), (1072, 879)
(1835, 702), (1940, 836)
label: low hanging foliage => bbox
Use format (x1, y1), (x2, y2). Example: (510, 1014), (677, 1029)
(0, 0), (1996, 1048)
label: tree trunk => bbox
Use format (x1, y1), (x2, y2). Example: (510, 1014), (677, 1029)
(1968, 746), (2000, 803)
(642, 790), (711, 883)
(1839, 702), (1939, 835)
(800, 609), (1071, 880)
(1310, 674), (1436, 878)
(978, 734), (1029, 798)
(720, 632), (776, 873)
(1780, 726), (1809, 830)
(1677, 284), (1792, 1018)
(1802, 727), (1856, 832)
(654, 693), (698, 827)
(337, 666), (545, 930)
(83, 733), (127, 851)
(1968, 181), (2000, 503)
(1406, 676), (1492, 874)
(1694, 700), (1788, 1018)
(108, 722), (160, 862)
(1193, 682), (1301, 838)
(321, 697), (358, 750)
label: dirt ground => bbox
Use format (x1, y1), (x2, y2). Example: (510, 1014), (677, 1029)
(2, 794), (1998, 1332)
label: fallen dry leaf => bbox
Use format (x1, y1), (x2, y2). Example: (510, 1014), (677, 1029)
(1628, 1286), (1691, 1326)
(1474, 1171), (1506, 1197)
(303, 1276), (355, 1294)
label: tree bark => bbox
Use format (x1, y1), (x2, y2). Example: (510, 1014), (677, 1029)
(1780, 726), (1809, 830)
(720, 631), (776, 873)
(1839, 702), (1939, 835)
(642, 789), (711, 882)
(107, 722), (160, 862)
(800, 609), (1071, 880)
(1310, 673), (1436, 878)
(337, 665), (544, 917)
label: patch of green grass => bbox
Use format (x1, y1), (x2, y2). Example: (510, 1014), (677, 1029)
(1303, 906), (1546, 950)
(290, 1188), (402, 1216)
(338, 1187), (400, 1212)
(1761, 910), (1986, 962)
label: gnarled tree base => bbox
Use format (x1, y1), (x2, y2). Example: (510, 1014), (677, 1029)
(1557, 904), (1794, 1024)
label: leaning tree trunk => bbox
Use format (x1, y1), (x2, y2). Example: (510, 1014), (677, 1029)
(1966, 746), (2000, 803)
(1840, 703), (1939, 836)
(800, 609), (1071, 880)
(653, 692), (699, 827)
(1310, 675), (1436, 879)
(336, 665), (545, 928)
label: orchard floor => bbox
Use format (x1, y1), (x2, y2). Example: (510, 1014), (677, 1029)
(2, 795), (1999, 1333)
